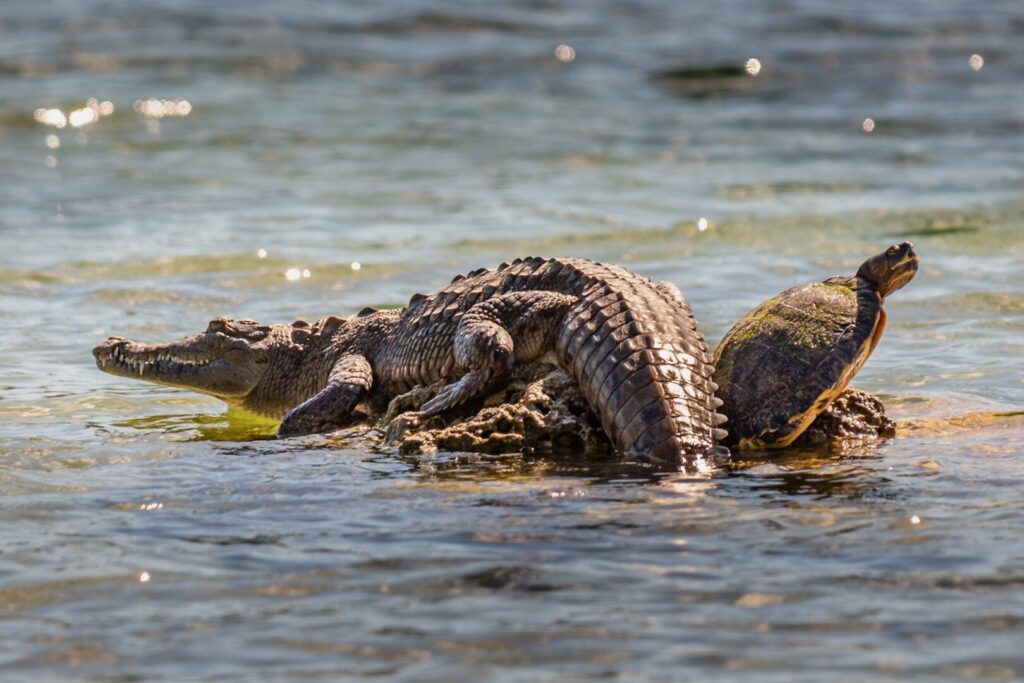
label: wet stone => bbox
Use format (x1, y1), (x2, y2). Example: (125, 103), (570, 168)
(792, 387), (896, 447)
(354, 364), (893, 457)
(379, 359), (609, 456)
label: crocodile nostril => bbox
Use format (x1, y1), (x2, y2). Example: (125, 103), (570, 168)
(94, 337), (128, 358)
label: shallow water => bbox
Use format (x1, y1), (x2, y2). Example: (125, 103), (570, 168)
(2, 1), (1024, 680)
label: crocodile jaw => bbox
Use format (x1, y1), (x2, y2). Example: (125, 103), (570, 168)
(93, 335), (266, 398)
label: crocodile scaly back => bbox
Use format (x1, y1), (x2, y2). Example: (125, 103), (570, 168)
(374, 257), (723, 471)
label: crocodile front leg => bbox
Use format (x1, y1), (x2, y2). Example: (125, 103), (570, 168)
(278, 354), (373, 437)
(419, 291), (577, 416)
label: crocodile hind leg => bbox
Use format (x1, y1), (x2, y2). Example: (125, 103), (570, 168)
(278, 354), (373, 437)
(419, 291), (577, 416)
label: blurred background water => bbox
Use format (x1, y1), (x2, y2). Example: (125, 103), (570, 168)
(1, 1), (1023, 680)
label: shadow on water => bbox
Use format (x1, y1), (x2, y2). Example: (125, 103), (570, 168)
(389, 448), (671, 486)
(726, 444), (892, 500)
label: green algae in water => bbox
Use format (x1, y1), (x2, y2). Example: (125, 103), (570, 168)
(112, 410), (278, 442)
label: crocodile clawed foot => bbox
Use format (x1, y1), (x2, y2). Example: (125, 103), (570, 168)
(419, 384), (462, 416)
(381, 382), (444, 425)
(419, 367), (503, 417)
(277, 419), (317, 438)
(277, 405), (350, 438)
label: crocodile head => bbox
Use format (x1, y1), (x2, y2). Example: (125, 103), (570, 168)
(93, 317), (298, 412)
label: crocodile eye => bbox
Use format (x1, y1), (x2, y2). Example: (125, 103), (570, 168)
(886, 246), (898, 257)
(207, 317), (231, 333)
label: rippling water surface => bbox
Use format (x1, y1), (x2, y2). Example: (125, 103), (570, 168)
(2, 1), (1024, 680)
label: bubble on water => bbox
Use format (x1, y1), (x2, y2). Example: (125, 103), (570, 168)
(45, 155), (58, 168)
(555, 44), (576, 63)
(257, 249), (267, 259)
(745, 58), (762, 76)
(351, 261), (362, 272)
(862, 118), (875, 133)
(139, 572), (151, 583)
(45, 134), (60, 149)
(910, 515), (921, 525)
(969, 54), (984, 71)
(302, 269), (311, 279)
(697, 217), (709, 232)
(285, 268), (302, 282)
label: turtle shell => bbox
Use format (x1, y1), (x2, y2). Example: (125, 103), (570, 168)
(712, 275), (884, 448)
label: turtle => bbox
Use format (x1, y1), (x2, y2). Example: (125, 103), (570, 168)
(712, 241), (919, 449)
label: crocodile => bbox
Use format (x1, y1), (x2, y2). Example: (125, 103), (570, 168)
(93, 257), (726, 472)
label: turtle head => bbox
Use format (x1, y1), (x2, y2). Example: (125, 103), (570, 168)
(856, 241), (919, 299)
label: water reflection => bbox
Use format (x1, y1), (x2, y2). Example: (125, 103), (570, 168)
(33, 108), (67, 128)
(727, 446), (890, 500)
(133, 98), (192, 118)
(33, 98), (115, 129)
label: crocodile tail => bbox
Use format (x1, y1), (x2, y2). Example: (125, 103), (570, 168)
(556, 276), (723, 473)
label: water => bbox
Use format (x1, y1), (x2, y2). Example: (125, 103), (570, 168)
(2, 1), (1023, 680)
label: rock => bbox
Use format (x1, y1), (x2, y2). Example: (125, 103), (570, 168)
(352, 363), (893, 456)
(792, 387), (896, 447)
(379, 358), (610, 456)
